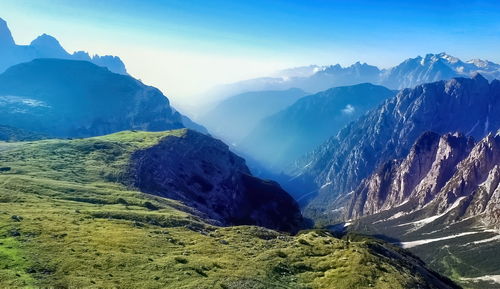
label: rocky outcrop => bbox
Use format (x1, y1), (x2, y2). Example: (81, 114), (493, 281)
(292, 74), (500, 223)
(0, 59), (186, 138)
(129, 129), (303, 233)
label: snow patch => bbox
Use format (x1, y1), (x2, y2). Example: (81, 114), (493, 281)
(461, 275), (500, 284)
(320, 182), (333, 189)
(397, 197), (465, 227)
(399, 231), (479, 249)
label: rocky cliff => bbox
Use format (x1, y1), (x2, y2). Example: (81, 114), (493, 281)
(347, 131), (500, 229)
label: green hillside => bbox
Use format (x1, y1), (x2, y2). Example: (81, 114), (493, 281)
(0, 130), (458, 288)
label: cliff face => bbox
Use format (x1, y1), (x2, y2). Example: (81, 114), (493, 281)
(344, 131), (500, 286)
(347, 131), (500, 229)
(293, 74), (500, 223)
(129, 129), (303, 233)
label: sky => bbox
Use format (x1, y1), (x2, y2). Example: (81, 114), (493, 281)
(0, 0), (499, 110)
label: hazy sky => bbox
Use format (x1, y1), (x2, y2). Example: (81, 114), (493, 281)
(1, 0), (499, 109)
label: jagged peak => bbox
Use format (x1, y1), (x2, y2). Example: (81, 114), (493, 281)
(411, 131), (441, 154)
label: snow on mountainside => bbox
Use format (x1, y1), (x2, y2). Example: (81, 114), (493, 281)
(0, 18), (127, 74)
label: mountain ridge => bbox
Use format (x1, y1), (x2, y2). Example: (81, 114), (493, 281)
(0, 18), (127, 74)
(204, 53), (500, 105)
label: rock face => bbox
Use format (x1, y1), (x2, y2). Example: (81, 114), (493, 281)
(0, 59), (184, 138)
(292, 74), (500, 223)
(129, 129), (303, 233)
(241, 83), (396, 170)
(347, 131), (500, 228)
(341, 131), (500, 285)
(0, 18), (127, 74)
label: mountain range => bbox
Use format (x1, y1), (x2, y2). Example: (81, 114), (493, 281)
(207, 53), (500, 101)
(291, 73), (499, 223)
(0, 18), (127, 74)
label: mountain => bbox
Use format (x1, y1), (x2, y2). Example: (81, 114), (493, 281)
(380, 53), (500, 89)
(290, 74), (500, 223)
(0, 129), (459, 288)
(127, 129), (303, 232)
(241, 83), (396, 170)
(0, 58), (189, 138)
(0, 18), (127, 74)
(206, 62), (382, 103)
(204, 53), (500, 106)
(200, 88), (306, 143)
(347, 131), (499, 224)
(343, 131), (500, 288)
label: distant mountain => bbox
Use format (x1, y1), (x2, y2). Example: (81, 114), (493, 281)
(200, 88), (306, 143)
(379, 53), (500, 89)
(0, 18), (127, 74)
(205, 53), (500, 104)
(0, 59), (185, 138)
(343, 131), (500, 287)
(289, 74), (500, 222)
(241, 83), (396, 170)
(206, 62), (382, 102)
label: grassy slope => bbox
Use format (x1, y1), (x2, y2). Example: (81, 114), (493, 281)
(0, 130), (451, 288)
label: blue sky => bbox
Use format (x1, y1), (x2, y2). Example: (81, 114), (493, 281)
(0, 0), (499, 107)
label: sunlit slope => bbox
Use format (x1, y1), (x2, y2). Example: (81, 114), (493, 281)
(0, 130), (458, 288)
